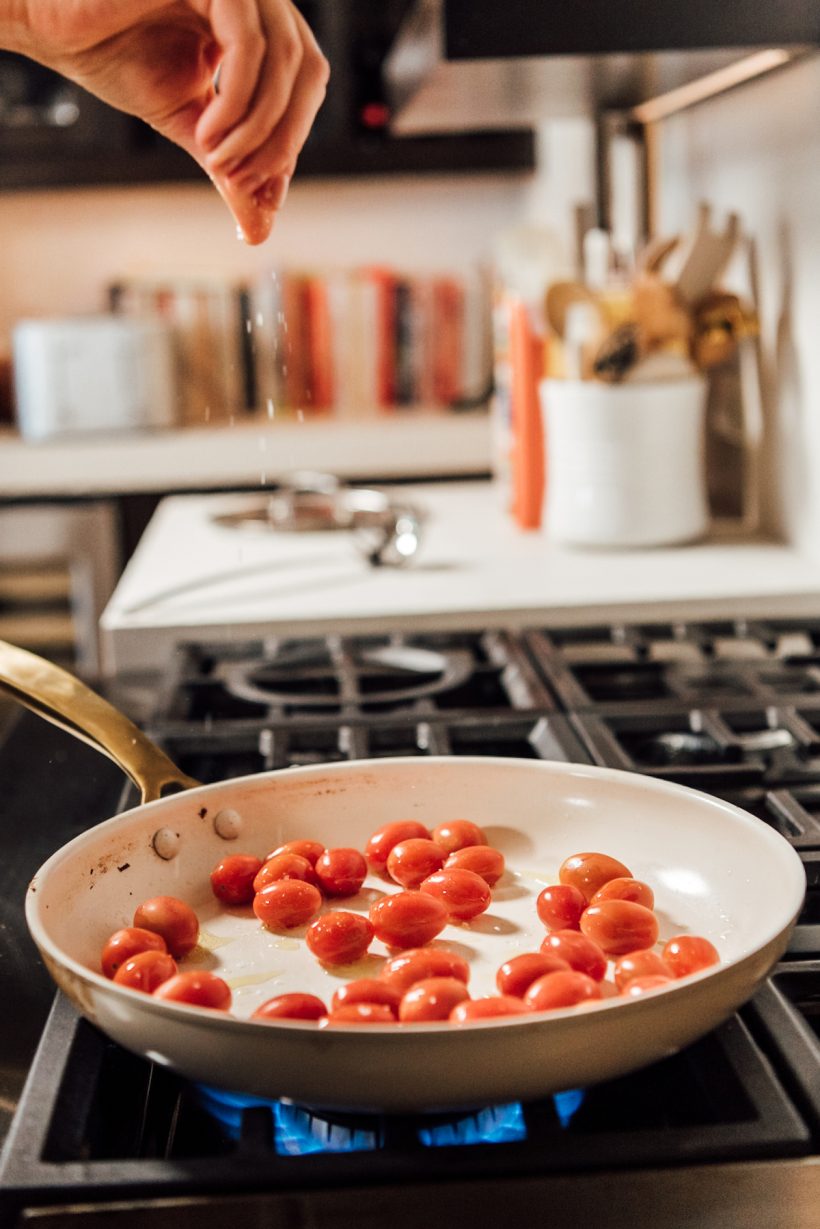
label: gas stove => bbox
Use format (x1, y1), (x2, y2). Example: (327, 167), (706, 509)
(2, 616), (820, 1227)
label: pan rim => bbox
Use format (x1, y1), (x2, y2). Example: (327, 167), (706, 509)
(25, 755), (807, 1035)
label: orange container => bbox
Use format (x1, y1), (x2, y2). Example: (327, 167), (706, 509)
(508, 300), (546, 529)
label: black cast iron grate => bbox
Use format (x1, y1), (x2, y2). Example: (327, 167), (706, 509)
(0, 992), (811, 1218)
(525, 619), (820, 711)
(155, 631), (558, 725)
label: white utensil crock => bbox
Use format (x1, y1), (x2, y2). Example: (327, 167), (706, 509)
(540, 376), (709, 547)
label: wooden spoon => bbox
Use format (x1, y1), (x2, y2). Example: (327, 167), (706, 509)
(544, 281), (599, 339)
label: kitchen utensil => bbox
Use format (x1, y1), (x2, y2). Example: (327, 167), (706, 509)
(636, 233), (680, 276)
(214, 472), (427, 568)
(592, 322), (644, 382)
(632, 273), (693, 350)
(692, 291), (759, 370)
(563, 300), (605, 380)
(0, 640), (804, 1112)
(582, 228), (613, 291)
(544, 280), (601, 339)
(673, 204), (741, 307)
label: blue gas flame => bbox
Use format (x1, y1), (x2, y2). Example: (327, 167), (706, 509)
(193, 1084), (586, 1153)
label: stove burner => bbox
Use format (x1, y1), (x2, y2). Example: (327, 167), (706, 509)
(220, 644), (474, 710)
(194, 1085), (585, 1151)
(195, 1086), (380, 1153)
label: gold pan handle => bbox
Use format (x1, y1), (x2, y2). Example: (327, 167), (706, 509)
(0, 640), (200, 804)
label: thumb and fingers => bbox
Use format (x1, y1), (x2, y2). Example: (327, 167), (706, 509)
(191, 0), (329, 244)
(23, 0), (328, 245)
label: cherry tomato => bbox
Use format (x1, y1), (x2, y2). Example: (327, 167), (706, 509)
(365, 821), (431, 872)
(369, 891), (448, 949)
(622, 974), (674, 997)
(380, 946), (470, 993)
(252, 853), (318, 893)
(210, 853), (265, 905)
(540, 929), (608, 981)
(305, 911), (375, 965)
(536, 883), (586, 931)
(590, 877), (654, 910)
(430, 819), (486, 854)
(419, 867), (491, 921)
(100, 927), (167, 979)
(153, 970), (232, 1010)
(558, 851), (633, 903)
(113, 950), (177, 993)
(579, 900), (659, 956)
(662, 934), (720, 978)
(386, 838), (447, 889)
(331, 978), (402, 1016)
(398, 976), (470, 1022)
(133, 896), (199, 958)
(314, 847), (367, 897)
(252, 993), (327, 1021)
(496, 951), (570, 998)
(523, 969), (603, 1012)
(325, 1003), (396, 1024)
(450, 996), (530, 1023)
(444, 845), (505, 886)
(253, 879), (322, 929)
(266, 839), (325, 866)
(613, 948), (673, 991)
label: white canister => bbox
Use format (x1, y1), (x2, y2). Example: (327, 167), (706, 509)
(13, 316), (178, 440)
(540, 376), (709, 548)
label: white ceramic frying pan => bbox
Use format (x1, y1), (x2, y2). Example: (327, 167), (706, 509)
(0, 640), (806, 1112)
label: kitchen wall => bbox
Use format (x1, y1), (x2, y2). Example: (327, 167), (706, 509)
(0, 119), (593, 351)
(3, 52), (818, 554)
(655, 54), (820, 557)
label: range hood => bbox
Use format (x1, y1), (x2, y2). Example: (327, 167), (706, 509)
(384, 0), (819, 132)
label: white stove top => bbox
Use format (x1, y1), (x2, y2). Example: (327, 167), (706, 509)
(100, 481), (820, 673)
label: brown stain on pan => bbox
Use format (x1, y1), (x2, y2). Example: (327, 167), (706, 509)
(85, 840), (139, 883)
(254, 770), (382, 799)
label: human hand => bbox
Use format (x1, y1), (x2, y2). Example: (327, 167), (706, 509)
(13, 1), (329, 244)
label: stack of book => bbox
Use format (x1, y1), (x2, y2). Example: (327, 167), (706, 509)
(108, 277), (252, 427)
(109, 265), (492, 425)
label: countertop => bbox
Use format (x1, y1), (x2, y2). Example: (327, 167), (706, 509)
(0, 412), (492, 499)
(101, 480), (820, 673)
